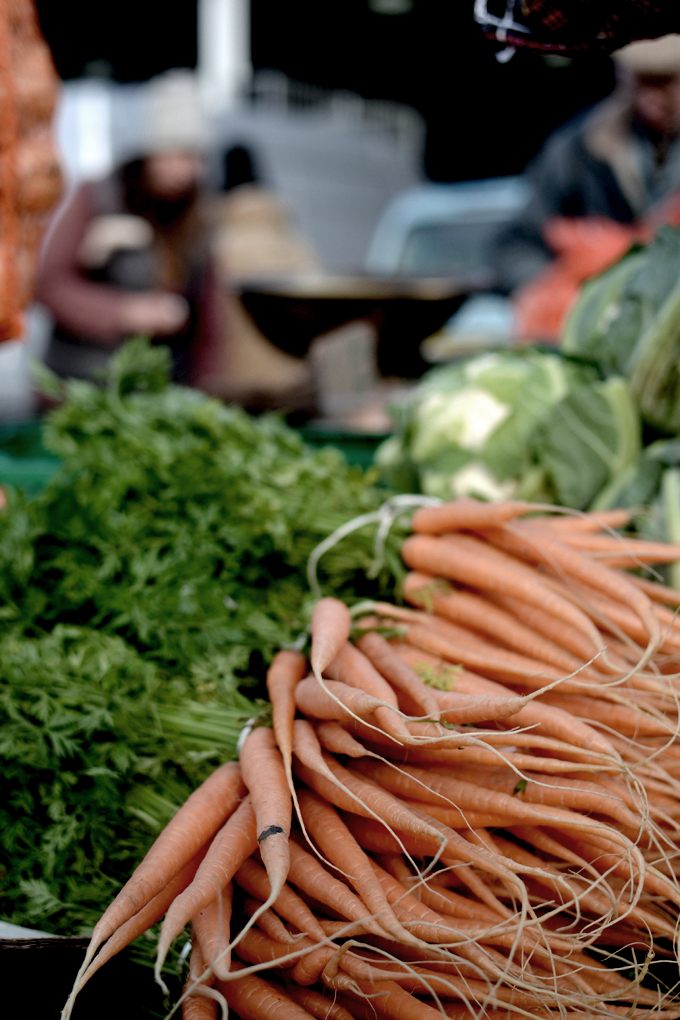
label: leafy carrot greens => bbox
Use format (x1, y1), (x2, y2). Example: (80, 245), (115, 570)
(0, 340), (401, 937)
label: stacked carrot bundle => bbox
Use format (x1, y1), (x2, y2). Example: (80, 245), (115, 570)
(62, 499), (680, 1020)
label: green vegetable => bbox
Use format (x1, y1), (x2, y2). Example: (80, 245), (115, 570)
(377, 348), (639, 510)
(0, 339), (397, 937)
(563, 226), (680, 433)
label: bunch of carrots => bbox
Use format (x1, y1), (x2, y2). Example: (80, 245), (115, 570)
(62, 498), (680, 1020)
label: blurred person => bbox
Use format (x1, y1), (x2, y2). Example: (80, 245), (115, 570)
(209, 143), (321, 412)
(37, 71), (221, 385)
(494, 34), (680, 296)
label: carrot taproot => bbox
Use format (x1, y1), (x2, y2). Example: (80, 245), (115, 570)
(286, 986), (356, 1020)
(403, 571), (594, 678)
(181, 984), (217, 1020)
(240, 725), (292, 926)
(325, 642), (411, 741)
(361, 760), (625, 838)
(191, 882), (233, 981)
(402, 642), (616, 758)
(537, 691), (675, 738)
(234, 856), (326, 941)
(488, 525), (661, 649)
(349, 977), (461, 1019)
(216, 960), (317, 1020)
(521, 509), (633, 533)
(70, 759), (245, 994)
(242, 896), (301, 944)
(235, 926), (315, 969)
(295, 676), (389, 721)
(292, 727), (447, 856)
(182, 943), (218, 1020)
(356, 630), (441, 717)
(297, 788), (418, 945)
(267, 648), (307, 784)
(538, 532), (680, 563)
(628, 574), (680, 607)
(310, 597), (352, 679)
(377, 854), (503, 925)
(401, 533), (605, 653)
(411, 497), (535, 534)
(342, 814), (512, 918)
(75, 847), (207, 996)
(287, 836), (392, 938)
(155, 795), (258, 985)
(314, 720), (373, 758)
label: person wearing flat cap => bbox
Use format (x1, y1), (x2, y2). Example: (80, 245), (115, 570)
(37, 70), (221, 385)
(494, 34), (680, 294)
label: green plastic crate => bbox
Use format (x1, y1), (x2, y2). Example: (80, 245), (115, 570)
(0, 422), (60, 493)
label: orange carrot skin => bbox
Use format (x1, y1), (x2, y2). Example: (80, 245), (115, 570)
(234, 856), (326, 941)
(191, 882), (233, 981)
(295, 676), (384, 720)
(89, 761), (245, 956)
(411, 497), (533, 534)
(325, 642), (399, 707)
(156, 796), (257, 974)
(287, 836), (388, 934)
(356, 630), (440, 716)
(181, 986), (218, 1020)
(286, 986), (355, 1020)
(77, 847), (207, 993)
(267, 649), (307, 772)
(216, 961), (317, 1020)
(240, 726), (292, 907)
(310, 597), (352, 677)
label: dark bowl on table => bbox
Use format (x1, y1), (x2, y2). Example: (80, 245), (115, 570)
(237, 272), (490, 377)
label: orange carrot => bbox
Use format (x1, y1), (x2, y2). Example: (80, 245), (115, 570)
(234, 856), (326, 941)
(310, 597), (352, 679)
(73, 760), (245, 986)
(76, 848), (207, 994)
(402, 532), (604, 652)
(182, 943), (218, 1020)
(629, 574), (680, 607)
(297, 788), (416, 944)
(216, 960), (317, 1020)
(325, 642), (411, 740)
(155, 795), (257, 984)
(295, 676), (388, 721)
(356, 630), (441, 717)
(286, 986), (356, 1020)
(411, 496), (534, 534)
(191, 882), (233, 980)
(243, 896), (300, 944)
(240, 726), (292, 919)
(314, 720), (372, 758)
(267, 648), (307, 785)
(403, 571), (592, 677)
(287, 836), (391, 938)
(292, 726), (447, 854)
(488, 525), (661, 648)
(181, 984), (217, 1020)
(399, 633), (615, 757)
(521, 508), (632, 532)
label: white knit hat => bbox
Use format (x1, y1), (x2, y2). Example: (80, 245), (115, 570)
(145, 69), (209, 154)
(613, 34), (680, 76)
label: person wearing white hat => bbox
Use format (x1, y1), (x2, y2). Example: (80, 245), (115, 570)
(37, 70), (221, 385)
(494, 34), (680, 293)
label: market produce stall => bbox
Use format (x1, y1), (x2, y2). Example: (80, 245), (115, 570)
(1, 339), (680, 1018)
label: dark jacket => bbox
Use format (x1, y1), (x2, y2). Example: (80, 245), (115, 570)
(493, 96), (680, 292)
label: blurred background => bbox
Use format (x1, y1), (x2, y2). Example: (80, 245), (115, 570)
(0, 0), (621, 418)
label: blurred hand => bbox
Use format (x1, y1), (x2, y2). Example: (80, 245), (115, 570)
(118, 292), (189, 337)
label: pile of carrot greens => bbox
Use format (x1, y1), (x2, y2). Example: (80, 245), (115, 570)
(0, 340), (398, 938)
